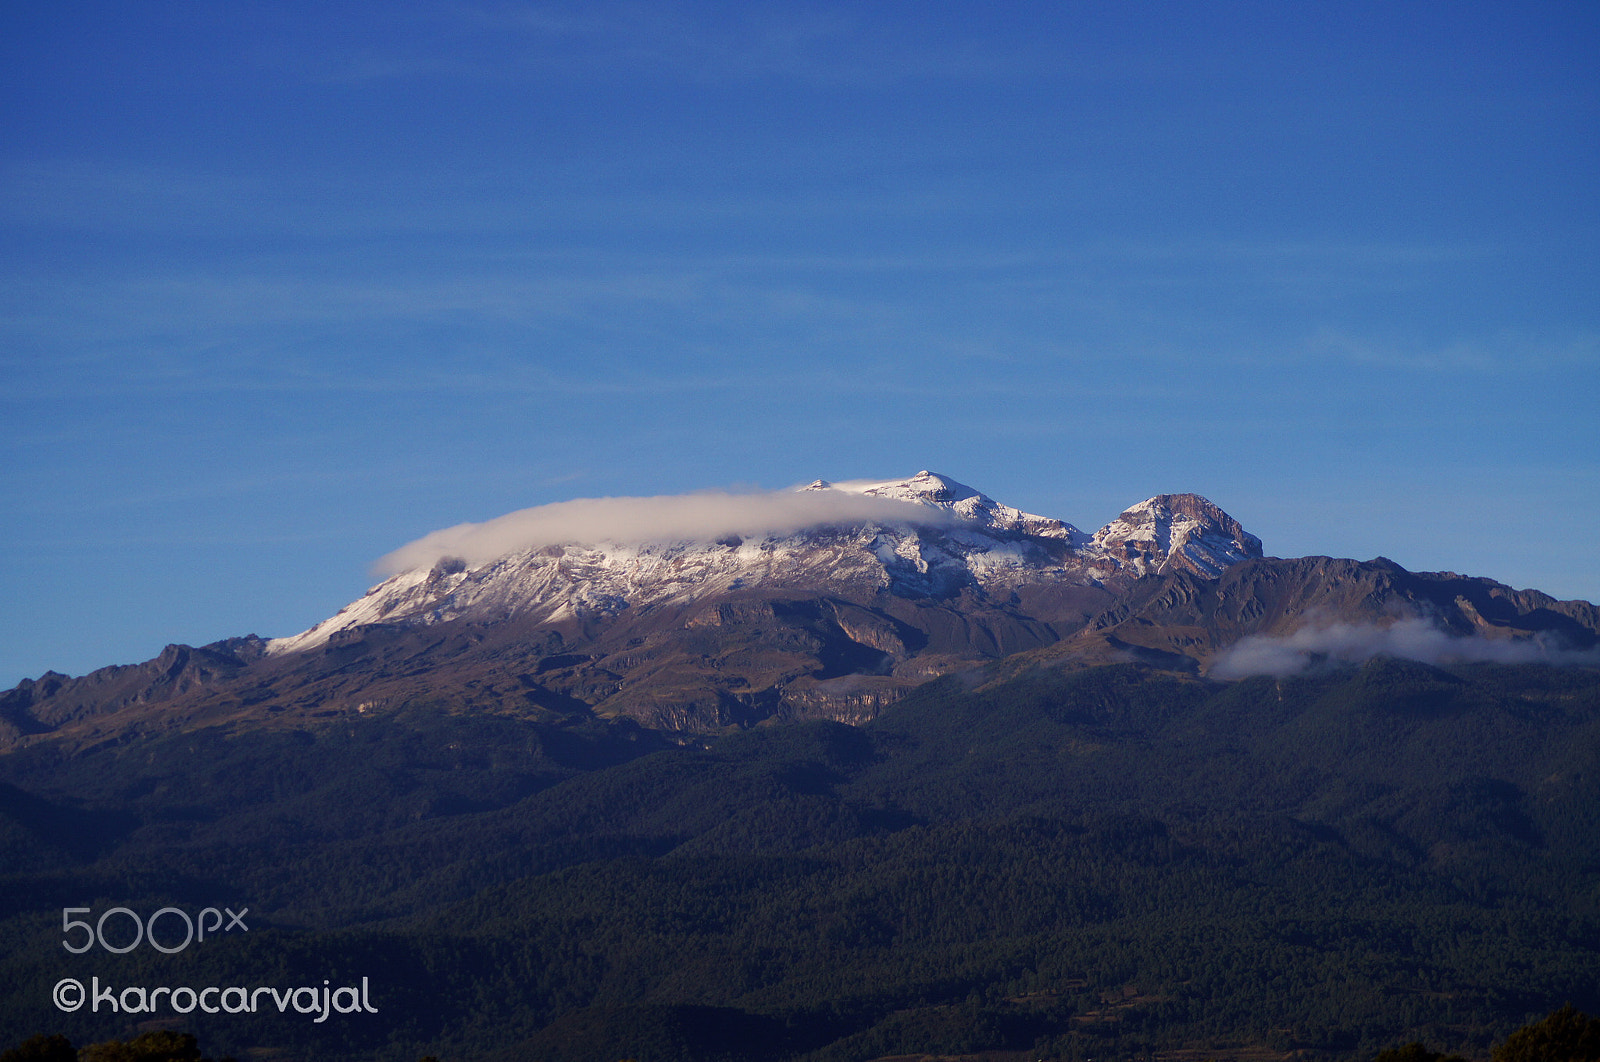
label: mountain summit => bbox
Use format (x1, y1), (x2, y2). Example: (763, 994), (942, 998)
(1091, 493), (1263, 578)
(799, 470), (1084, 541)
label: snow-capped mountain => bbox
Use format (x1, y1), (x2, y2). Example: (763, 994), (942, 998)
(267, 472), (1259, 655)
(1090, 493), (1264, 578)
(6, 471), (1595, 744)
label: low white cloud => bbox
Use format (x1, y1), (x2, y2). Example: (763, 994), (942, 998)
(1209, 617), (1600, 680)
(375, 488), (961, 575)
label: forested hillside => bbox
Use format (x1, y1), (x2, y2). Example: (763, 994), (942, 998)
(2, 658), (1598, 1061)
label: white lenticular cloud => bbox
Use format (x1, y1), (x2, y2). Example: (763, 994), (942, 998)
(375, 488), (961, 575)
(1209, 617), (1600, 680)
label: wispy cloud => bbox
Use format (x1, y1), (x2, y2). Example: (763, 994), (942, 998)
(374, 486), (962, 574)
(1210, 617), (1600, 680)
(1303, 328), (1600, 373)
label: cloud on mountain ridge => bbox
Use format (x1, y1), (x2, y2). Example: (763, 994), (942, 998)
(375, 488), (962, 575)
(1209, 617), (1600, 679)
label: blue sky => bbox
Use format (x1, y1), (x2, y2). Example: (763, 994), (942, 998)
(2, 1), (1597, 685)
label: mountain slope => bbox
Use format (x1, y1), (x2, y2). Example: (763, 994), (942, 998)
(1042, 555), (1600, 675)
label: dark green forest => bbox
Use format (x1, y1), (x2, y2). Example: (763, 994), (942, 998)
(2, 658), (1599, 1061)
